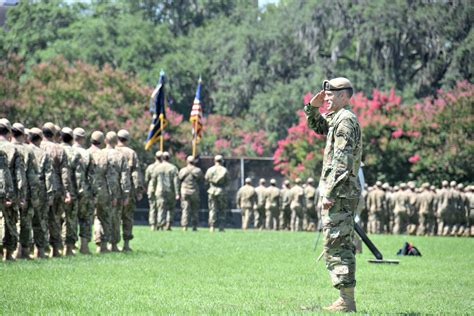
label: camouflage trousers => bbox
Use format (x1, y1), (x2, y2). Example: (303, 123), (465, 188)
(62, 199), (78, 246)
(393, 211), (409, 234)
(322, 198), (358, 289)
(208, 194), (227, 229)
(18, 203), (34, 247)
(94, 195), (111, 244)
(368, 211), (384, 234)
(180, 193), (199, 229)
(304, 205), (318, 231)
(122, 197), (136, 241)
(32, 198), (48, 249)
(110, 203), (122, 244)
(253, 206), (264, 229)
(279, 205), (291, 230)
(241, 207), (252, 230)
(416, 213), (436, 236)
(265, 206), (279, 230)
(1, 204), (18, 252)
(156, 193), (175, 228)
(48, 194), (65, 248)
(290, 205), (303, 231)
(78, 195), (93, 242)
(148, 196), (157, 227)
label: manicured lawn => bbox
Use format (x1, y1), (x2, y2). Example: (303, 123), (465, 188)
(1, 227), (473, 314)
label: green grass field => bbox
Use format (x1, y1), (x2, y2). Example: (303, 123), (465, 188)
(1, 227), (473, 314)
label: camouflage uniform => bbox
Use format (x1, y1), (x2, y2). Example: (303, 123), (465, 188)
(145, 159), (160, 229)
(153, 160), (179, 230)
(447, 183), (459, 236)
(392, 186), (410, 234)
(254, 182), (267, 229)
(366, 184), (386, 234)
(204, 160), (229, 230)
(305, 99), (362, 290)
(178, 161), (203, 230)
(236, 181), (256, 230)
(116, 141), (144, 244)
(0, 137), (27, 256)
(416, 184), (436, 236)
(265, 182), (280, 230)
(289, 182), (305, 231)
(406, 184), (419, 235)
(279, 182), (291, 230)
(466, 187), (473, 236)
(0, 149), (15, 253)
(436, 183), (450, 236)
(304, 181), (318, 231)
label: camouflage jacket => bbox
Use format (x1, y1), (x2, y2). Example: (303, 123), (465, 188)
(0, 149), (14, 200)
(88, 146), (114, 200)
(41, 140), (71, 196)
(13, 141), (40, 204)
(178, 164), (203, 196)
(104, 147), (131, 199)
(304, 184), (318, 209)
(305, 104), (362, 199)
(265, 185), (280, 209)
(367, 188), (387, 214)
(289, 184), (305, 208)
(145, 161), (160, 198)
(0, 139), (26, 202)
(236, 184), (256, 209)
(204, 164), (229, 196)
(29, 144), (54, 201)
(61, 143), (85, 199)
(116, 145), (144, 197)
(73, 144), (93, 196)
(280, 186), (291, 208)
(418, 189), (435, 215)
(255, 185), (267, 208)
(152, 161), (179, 197)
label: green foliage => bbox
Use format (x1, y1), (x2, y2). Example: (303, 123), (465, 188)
(0, 228), (473, 314)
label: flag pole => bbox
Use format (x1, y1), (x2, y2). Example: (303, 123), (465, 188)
(192, 119), (197, 157)
(159, 113), (164, 152)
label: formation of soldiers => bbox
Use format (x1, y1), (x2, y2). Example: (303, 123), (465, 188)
(362, 180), (473, 237)
(0, 118), (144, 261)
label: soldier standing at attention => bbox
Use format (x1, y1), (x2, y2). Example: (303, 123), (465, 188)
(265, 179), (280, 230)
(205, 155), (229, 232)
(416, 183), (436, 236)
(146, 151), (161, 231)
(305, 77), (362, 312)
(161, 152), (179, 231)
(289, 178), (305, 232)
(41, 122), (71, 257)
(236, 177), (256, 230)
(367, 181), (386, 234)
(178, 156), (203, 231)
(436, 180), (450, 236)
(304, 177), (318, 231)
(28, 128), (53, 258)
(279, 180), (291, 230)
(73, 128), (93, 254)
(116, 130), (144, 251)
(11, 123), (40, 260)
(254, 178), (267, 230)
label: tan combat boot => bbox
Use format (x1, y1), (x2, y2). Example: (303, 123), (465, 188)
(150, 225), (156, 231)
(209, 226), (215, 233)
(64, 244), (75, 256)
(21, 246), (33, 260)
(323, 287), (356, 313)
(183, 226), (188, 232)
(79, 238), (91, 255)
(122, 240), (132, 252)
(3, 248), (16, 261)
(110, 243), (120, 252)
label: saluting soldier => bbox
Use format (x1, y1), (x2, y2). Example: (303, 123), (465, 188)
(178, 155), (203, 231)
(205, 155), (229, 232)
(236, 177), (256, 230)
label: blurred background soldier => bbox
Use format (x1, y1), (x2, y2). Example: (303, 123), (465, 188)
(178, 155), (203, 231)
(367, 181), (386, 234)
(437, 180), (450, 236)
(304, 177), (318, 231)
(254, 178), (266, 230)
(279, 180), (291, 230)
(429, 185), (439, 234)
(392, 183), (410, 234)
(289, 178), (305, 232)
(455, 183), (467, 236)
(264, 178), (280, 230)
(41, 122), (71, 257)
(88, 131), (112, 253)
(359, 184), (369, 231)
(236, 177), (256, 230)
(104, 131), (130, 252)
(146, 151), (161, 231)
(116, 129), (143, 251)
(205, 155), (229, 232)
(73, 128), (93, 254)
(406, 181), (419, 235)
(466, 185), (473, 237)
(28, 128), (53, 258)
(161, 152), (179, 231)
(382, 183), (392, 232)
(416, 183), (436, 236)
(447, 180), (458, 236)
(11, 123), (40, 260)
(0, 124), (15, 260)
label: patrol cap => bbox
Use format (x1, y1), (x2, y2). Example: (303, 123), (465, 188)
(73, 127), (86, 138)
(12, 122), (25, 134)
(376, 181), (382, 187)
(214, 154), (223, 162)
(245, 177), (252, 184)
(270, 179), (276, 185)
(24, 128), (30, 136)
(186, 155), (195, 164)
(442, 180), (449, 186)
(295, 178), (302, 184)
(393, 185), (400, 191)
(91, 131), (104, 143)
(43, 122), (57, 133)
(382, 183), (389, 189)
(322, 77), (353, 92)
(259, 178), (266, 184)
(307, 177), (314, 184)
(105, 131), (118, 143)
(0, 118), (12, 130)
(163, 151), (170, 158)
(400, 183), (407, 189)
(117, 129), (130, 140)
(155, 151), (163, 158)
(54, 124), (61, 133)
(61, 127), (73, 136)
(408, 181), (415, 189)
(430, 185), (436, 191)
(422, 182), (430, 189)
(457, 183), (464, 190)
(284, 180), (290, 185)
(29, 127), (43, 136)
(450, 181), (457, 187)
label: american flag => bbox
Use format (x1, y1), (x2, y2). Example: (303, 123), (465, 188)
(190, 77), (203, 142)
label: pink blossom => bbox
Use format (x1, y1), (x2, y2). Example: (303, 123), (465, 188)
(391, 129), (403, 138)
(408, 154), (420, 164)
